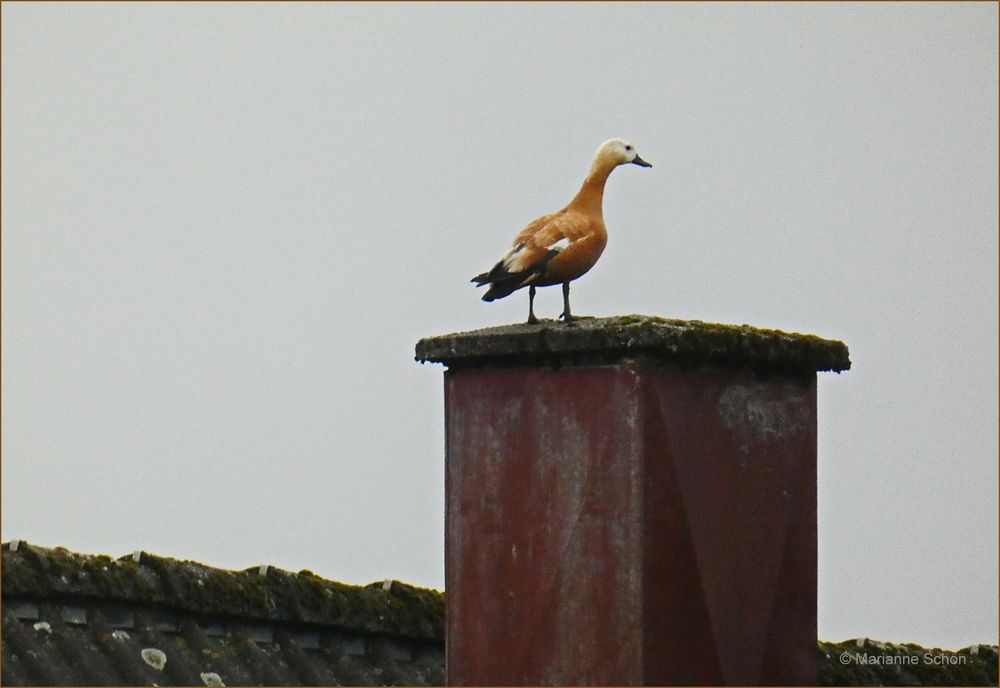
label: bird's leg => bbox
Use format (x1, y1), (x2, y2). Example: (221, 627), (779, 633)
(526, 285), (540, 325)
(559, 281), (575, 325)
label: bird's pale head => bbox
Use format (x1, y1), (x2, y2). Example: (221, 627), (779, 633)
(593, 138), (653, 169)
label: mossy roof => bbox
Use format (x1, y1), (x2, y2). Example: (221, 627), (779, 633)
(3, 542), (995, 686)
(818, 639), (999, 686)
(416, 314), (850, 375)
(1, 541), (443, 642)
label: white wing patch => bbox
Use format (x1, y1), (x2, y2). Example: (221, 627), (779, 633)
(501, 242), (527, 270)
(500, 236), (575, 274)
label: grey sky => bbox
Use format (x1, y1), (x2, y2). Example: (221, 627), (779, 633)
(2, 2), (996, 649)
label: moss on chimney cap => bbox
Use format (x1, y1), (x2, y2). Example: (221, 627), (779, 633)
(415, 314), (850, 375)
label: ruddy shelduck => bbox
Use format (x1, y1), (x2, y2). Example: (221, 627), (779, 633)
(472, 138), (652, 324)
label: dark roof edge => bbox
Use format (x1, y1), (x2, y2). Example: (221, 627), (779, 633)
(416, 315), (851, 375)
(1, 541), (443, 642)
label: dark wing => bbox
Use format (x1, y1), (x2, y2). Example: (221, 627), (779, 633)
(472, 213), (580, 301)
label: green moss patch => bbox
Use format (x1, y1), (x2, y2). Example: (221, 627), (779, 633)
(416, 314), (850, 376)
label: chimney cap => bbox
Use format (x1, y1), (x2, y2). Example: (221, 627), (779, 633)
(415, 314), (850, 375)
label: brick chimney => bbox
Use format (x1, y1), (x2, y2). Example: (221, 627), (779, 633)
(416, 315), (850, 686)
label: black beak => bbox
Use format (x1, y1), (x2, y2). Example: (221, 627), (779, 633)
(632, 154), (652, 168)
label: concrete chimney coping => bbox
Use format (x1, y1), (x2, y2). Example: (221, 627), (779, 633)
(415, 314), (850, 375)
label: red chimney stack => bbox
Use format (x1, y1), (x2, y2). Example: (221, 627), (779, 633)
(417, 315), (850, 686)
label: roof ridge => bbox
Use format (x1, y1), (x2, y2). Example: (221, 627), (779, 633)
(1, 541), (443, 642)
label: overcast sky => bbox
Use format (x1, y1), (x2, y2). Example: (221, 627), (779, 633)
(3, 2), (996, 649)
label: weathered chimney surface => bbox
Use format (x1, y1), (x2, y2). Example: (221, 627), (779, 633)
(417, 315), (849, 687)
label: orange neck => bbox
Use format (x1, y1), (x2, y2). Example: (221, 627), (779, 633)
(568, 160), (615, 216)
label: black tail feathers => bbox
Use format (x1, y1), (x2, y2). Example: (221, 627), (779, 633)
(481, 278), (524, 302)
(473, 265), (526, 302)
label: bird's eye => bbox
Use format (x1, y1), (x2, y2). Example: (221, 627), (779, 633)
(625, 145), (632, 151)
